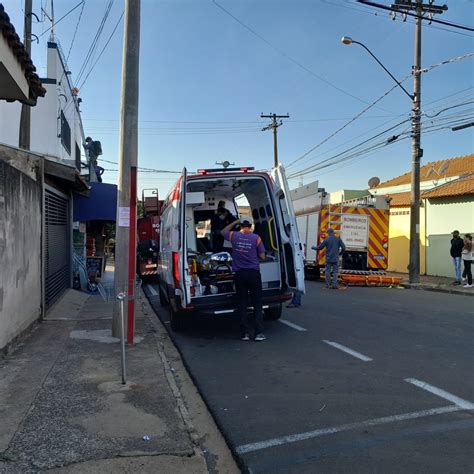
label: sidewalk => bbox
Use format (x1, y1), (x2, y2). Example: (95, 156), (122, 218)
(0, 282), (239, 472)
(387, 272), (474, 297)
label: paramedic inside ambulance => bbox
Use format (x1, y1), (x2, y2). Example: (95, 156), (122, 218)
(220, 219), (267, 342)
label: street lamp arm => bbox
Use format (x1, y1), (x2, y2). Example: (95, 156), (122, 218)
(352, 40), (414, 100)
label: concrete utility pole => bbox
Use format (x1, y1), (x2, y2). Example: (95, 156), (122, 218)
(261, 113), (290, 167)
(19, 0), (33, 149)
(113, 0), (141, 339)
(358, 0), (447, 284)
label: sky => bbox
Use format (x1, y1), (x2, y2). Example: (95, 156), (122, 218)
(6, 0), (474, 196)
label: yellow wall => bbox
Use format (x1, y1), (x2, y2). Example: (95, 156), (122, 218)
(388, 206), (426, 274)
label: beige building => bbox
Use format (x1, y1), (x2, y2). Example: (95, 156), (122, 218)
(370, 154), (473, 277)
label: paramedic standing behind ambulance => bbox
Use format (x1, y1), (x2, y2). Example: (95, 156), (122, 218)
(221, 219), (267, 342)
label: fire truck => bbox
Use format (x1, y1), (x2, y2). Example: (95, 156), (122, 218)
(136, 189), (163, 280)
(291, 181), (390, 278)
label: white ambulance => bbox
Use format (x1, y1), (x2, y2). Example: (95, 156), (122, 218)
(157, 165), (305, 331)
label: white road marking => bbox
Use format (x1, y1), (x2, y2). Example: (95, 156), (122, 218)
(147, 284), (158, 296)
(215, 309), (234, 314)
(279, 320), (307, 332)
(322, 340), (373, 362)
(235, 405), (461, 454)
(405, 378), (474, 410)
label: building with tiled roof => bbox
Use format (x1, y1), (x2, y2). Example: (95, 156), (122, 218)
(0, 3), (46, 105)
(368, 155), (473, 278)
(375, 153), (474, 190)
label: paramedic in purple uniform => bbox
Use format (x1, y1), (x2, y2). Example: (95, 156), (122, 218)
(221, 219), (267, 341)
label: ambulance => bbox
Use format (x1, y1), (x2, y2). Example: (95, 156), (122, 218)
(156, 165), (305, 331)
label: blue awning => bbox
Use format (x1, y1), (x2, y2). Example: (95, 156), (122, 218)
(73, 182), (117, 222)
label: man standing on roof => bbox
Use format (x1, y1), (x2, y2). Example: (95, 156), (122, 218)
(221, 219), (267, 341)
(313, 228), (346, 289)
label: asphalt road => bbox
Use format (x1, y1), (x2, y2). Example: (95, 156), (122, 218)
(144, 281), (474, 473)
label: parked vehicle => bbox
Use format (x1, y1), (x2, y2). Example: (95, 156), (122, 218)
(291, 182), (390, 277)
(137, 189), (163, 280)
(157, 165), (305, 331)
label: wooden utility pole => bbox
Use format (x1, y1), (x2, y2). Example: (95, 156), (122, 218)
(261, 113), (289, 167)
(19, 0), (33, 149)
(113, 0), (141, 340)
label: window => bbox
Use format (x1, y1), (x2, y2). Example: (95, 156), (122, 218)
(75, 142), (81, 170)
(60, 110), (71, 155)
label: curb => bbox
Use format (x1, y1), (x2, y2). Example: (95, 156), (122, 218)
(400, 283), (474, 297)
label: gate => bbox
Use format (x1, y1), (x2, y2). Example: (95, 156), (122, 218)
(45, 188), (70, 308)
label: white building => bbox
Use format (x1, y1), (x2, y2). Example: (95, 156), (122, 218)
(0, 39), (86, 171)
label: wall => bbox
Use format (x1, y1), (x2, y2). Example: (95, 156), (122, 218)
(0, 41), (85, 167)
(388, 205), (426, 274)
(425, 197), (474, 277)
(0, 145), (42, 351)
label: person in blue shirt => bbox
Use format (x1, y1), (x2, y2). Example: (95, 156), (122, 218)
(312, 228), (346, 289)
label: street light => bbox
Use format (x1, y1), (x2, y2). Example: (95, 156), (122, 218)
(341, 35), (423, 284)
(340, 37), (413, 100)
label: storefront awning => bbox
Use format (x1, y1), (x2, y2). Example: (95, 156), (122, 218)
(73, 182), (117, 222)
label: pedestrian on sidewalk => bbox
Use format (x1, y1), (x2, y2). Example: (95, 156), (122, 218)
(450, 230), (464, 285)
(461, 233), (473, 288)
(312, 228), (345, 289)
(221, 219), (267, 341)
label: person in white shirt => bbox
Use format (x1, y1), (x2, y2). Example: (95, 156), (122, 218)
(461, 233), (473, 288)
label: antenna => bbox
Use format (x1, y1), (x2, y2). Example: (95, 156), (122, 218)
(438, 162), (449, 175)
(368, 176), (380, 188)
(426, 167), (434, 177)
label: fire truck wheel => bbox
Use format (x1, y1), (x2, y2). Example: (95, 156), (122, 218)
(264, 303), (282, 321)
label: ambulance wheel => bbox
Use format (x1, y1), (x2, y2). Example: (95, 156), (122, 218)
(170, 307), (186, 332)
(159, 285), (168, 307)
(264, 304), (282, 321)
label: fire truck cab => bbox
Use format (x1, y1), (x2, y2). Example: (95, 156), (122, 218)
(157, 165), (305, 331)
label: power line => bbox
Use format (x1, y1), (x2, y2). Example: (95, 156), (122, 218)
(76, 0), (114, 84)
(286, 79), (407, 168)
(210, 0), (392, 110)
(78, 11), (124, 90)
(358, 0), (474, 32)
(38, 1), (84, 37)
(65, 0), (85, 61)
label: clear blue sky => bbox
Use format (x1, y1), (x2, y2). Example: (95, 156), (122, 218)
(8, 0), (474, 195)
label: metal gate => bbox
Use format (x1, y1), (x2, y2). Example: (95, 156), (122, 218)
(45, 188), (70, 308)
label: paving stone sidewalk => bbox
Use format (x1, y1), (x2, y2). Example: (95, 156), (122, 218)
(387, 272), (474, 297)
(0, 287), (238, 473)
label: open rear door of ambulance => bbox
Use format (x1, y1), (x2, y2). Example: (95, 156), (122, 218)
(177, 167), (191, 308)
(271, 164), (306, 294)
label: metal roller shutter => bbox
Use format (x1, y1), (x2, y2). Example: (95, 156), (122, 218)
(45, 189), (70, 308)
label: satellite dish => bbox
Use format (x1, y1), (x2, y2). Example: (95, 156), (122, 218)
(368, 176), (380, 188)
(438, 162), (449, 175)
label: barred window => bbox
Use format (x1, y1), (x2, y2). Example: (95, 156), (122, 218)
(60, 110), (71, 155)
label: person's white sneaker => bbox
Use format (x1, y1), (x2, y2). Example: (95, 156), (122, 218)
(241, 334), (250, 341)
(254, 334), (266, 342)
(462, 284), (473, 288)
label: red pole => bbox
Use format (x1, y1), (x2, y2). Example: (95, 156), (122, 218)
(127, 166), (137, 344)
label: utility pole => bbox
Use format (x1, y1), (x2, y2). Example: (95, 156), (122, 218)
(358, 0), (447, 283)
(113, 0), (141, 340)
(261, 113), (289, 167)
(19, 0), (33, 149)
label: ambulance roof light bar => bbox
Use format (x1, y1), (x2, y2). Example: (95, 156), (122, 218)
(197, 167), (255, 174)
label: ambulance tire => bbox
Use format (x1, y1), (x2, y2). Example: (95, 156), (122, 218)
(170, 307), (186, 332)
(264, 303), (282, 321)
(159, 284), (168, 307)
